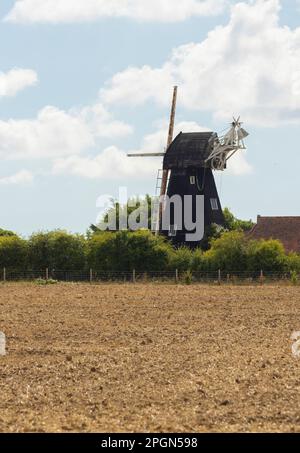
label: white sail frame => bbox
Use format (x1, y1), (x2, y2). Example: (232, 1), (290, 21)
(205, 117), (249, 171)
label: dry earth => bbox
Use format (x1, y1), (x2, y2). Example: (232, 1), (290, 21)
(1, 282), (300, 432)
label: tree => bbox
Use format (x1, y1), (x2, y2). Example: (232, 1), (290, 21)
(91, 195), (153, 232)
(28, 231), (86, 270)
(223, 207), (254, 232)
(0, 236), (28, 269)
(0, 228), (17, 237)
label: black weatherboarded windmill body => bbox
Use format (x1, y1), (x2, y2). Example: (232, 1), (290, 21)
(128, 87), (249, 248)
(162, 132), (225, 247)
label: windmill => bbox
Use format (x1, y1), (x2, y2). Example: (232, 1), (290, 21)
(128, 88), (249, 247)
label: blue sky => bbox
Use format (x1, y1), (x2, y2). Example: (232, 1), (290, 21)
(0, 0), (300, 235)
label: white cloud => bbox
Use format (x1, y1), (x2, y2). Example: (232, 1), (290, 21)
(5, 0), (227, 24)
(101, 66), (175, 107)
(100, 0), (300, 126)
(78, 103), (132, 139)
(0, 103), (132, 160)
(53, 146), (159, 180)
(52, 119), (251, 179)
(226, 151), (252, 176)
(0, 68), (38, 97)
(0, 169), (33, 185)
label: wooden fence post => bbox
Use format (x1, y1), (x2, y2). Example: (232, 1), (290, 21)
(90, 268), (93, 283)
(133, 269), (136, 284)
(218, 269), (221, 285)
(3, 268), (6, 282)
(46, 268), (49, 281)
(260, 270), (264, 285)
(175, 269), (179, 284)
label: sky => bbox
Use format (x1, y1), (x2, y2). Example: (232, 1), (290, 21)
(0, 0), (300, 236)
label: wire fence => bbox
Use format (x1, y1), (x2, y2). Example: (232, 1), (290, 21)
(0, 268), (297, 285)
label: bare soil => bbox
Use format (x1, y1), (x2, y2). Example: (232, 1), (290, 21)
(1, 282), (300, 432)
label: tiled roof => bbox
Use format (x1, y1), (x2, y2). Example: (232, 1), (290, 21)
(248, 216), (300, 253)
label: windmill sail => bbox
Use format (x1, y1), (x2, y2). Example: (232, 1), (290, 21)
(205, 118), (249, 171)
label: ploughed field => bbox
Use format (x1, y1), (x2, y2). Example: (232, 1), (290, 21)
(1, 283), (300, 433)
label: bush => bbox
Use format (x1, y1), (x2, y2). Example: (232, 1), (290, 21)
(247, 239), (287, 273)
(290, 271), (298, 286)
(168, 247), (194, 271)
(0, 236), (28, 269)
(192, 248), (204, 271)
(182, 270), (193, 285)
(28, 231), (86, 270)
(286, 253), (300, 273)
(0, 221), (298, 277)
(202, 231), (248, 272)
(87, 230), (171, 271)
